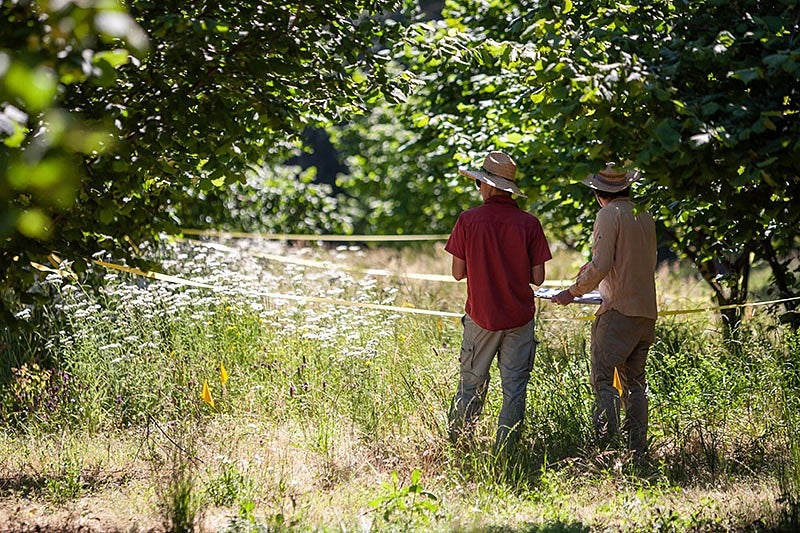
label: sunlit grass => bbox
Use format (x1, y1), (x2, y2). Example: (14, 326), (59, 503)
(0, 237), (797, 530)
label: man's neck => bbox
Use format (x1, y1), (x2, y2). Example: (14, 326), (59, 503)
(484, 189), (512, 201)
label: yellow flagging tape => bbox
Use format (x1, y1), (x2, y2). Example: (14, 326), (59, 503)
(30, 261), (77, 280)
(193, 240), (456, 283)
(33, 258), (800, 322)
(186, 239), (574, 287)
(92, 260), (463, 318)
(547, 295), (800, 322)
(91, 259), (800, 321)
(180, 229), (450, 242)
(658, 296), (800, 316)
(93, 261), (219, 290)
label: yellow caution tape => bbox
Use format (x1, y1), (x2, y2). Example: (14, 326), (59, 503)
(658, 296), (800, 316)
(544, 295), (800, 322)
(93, 259), (463, 318)
(193, 241), (454, 282)
(93, 260), (219, 289)
(180, 229), (450, 241)
(186, 239), (574, 287)
(93, 258), (800, 321)
(30, 261), (78, 280)
(31, 257), (800, 323)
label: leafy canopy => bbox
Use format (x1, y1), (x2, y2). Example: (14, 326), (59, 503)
(336, 0), (800, 328)
(1, 0), (414, 325)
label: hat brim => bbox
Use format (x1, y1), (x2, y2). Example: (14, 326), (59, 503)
(581, 170), (640, 193)
(459, 169), (526, 197)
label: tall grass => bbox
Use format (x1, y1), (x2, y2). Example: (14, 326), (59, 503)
(0, 238), (798, 531)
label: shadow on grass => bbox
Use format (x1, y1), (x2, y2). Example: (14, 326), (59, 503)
(478, 523), (590, 533)
(0, 469), (131, 501)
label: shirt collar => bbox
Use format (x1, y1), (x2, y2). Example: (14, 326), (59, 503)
(484, 196), (518, 207)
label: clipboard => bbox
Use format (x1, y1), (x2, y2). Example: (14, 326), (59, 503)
(534, 287), (602, 305)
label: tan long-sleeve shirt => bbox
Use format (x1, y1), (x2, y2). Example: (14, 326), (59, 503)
(569, 198), (658, 319)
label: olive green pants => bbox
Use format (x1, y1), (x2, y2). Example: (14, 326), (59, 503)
(591, 310), (655, 455)
(448, 315), (536, 454)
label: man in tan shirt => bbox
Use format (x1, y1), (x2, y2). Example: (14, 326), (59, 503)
(553, 164), (657, 460)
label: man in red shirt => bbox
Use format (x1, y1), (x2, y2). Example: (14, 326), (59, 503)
(445, 151), (552, 456)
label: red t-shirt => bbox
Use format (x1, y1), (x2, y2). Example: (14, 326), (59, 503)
(445, 196), (552, 331)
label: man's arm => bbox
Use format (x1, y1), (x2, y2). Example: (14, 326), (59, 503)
(552, 287), (575, 305)
(554, 208), (617, 306)
(451, 256), (467, 281)
(530, 263), (545, 286)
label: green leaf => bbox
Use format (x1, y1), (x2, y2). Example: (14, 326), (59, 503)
(99, 205), (116, 224)
(755, 156), (778, 168)
(503, 132), (524, 144)
(5, 62), (58, 112)
(1, 118), (27, 148)
(93, 49), (131, 68)
(551, 84), (569, 100)
(671, 100), (694, 117)
(411, 113), (430, 128)
(16, 209), (51, 239)
(701, 102), (721, 115)
(653, 120), (682, 152)
(729, 68), (763, 84)
(8, 159), (67, 190)
(715, 30), (735, 48)
(368, 497), (384, 508)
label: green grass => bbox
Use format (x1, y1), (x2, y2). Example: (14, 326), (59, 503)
(0, 238), (798, 531)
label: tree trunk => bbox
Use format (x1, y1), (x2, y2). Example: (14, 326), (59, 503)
(676, 232), (753, 344)
(697, 257), (747, 344)
(761, 239), (800, 330)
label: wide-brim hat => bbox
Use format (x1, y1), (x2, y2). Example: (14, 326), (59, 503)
(458, 151), (526, 197)
(582, 164), (641, 193)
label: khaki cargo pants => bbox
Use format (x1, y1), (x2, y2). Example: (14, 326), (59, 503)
(591, 309), (656, 455)
(448, 315), (536, 454)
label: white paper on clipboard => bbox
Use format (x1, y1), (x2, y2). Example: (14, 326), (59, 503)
(534, 287), (602, 305)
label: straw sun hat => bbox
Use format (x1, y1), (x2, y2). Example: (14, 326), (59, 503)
(458, 151), (526, 197)
(582, 163), (641, 193)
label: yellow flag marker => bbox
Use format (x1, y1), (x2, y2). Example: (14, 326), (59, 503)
(612, 368), (623, 397)
(220, 360), (229, 386)
(201, 379), (215, 408)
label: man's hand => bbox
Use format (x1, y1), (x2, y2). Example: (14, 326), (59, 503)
(552, 289), (575, 306)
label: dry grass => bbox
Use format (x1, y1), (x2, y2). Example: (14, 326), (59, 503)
(0, 239), (795, 531)
(0, 419), (786, 532)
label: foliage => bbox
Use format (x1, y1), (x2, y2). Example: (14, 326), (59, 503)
(333, 105), (466, 236)
(335, 0), (800, 331)
(206, 460), (254, 508)
(178, 164), (360, 235)
(1, 0), (149, 325)
(43, 446), (84, 504)
(5, 0), (799, 337)
(156, 425), (203, 533)
(0, 362), (73, 427)
(369, 469), (442, 530)
(0, 0), (416, 327)
(777, 328), (800, 528)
